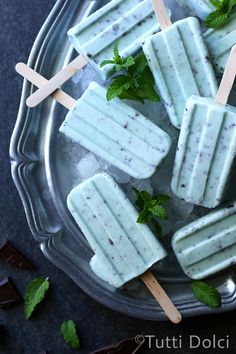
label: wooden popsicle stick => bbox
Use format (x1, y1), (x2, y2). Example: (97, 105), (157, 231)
(215, 45), (236, 105)
(152, 0), (172, 30)
(25, 54), (88, 108)
(141, 271), (182, 324)
(15, 63), (76, 110)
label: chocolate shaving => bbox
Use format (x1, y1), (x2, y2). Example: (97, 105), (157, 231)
(91, 336), (145, 354)
(0, 277), (21, 309)
(0, 241), (34, 270)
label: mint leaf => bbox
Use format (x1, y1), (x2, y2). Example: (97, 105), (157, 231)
(24, 277), (50, 319)
(148, 203), (167, 219)
(191, 281), (222, 308)
(210, 0), (221, 6)
(206, 0), (236, 28)
(100, 60), (116, 68)
(60, 320), (80, 350)
(118, 89), (144, 103)
(151, 219), (163, 237)
(136, 85), (160, 102)
(133, 188), (146, 208)
(131, 54), (149, 79)
(113, 42), (123, 64)
(137, 209), (152, 223)
(118, 55), (135, 70)
(156, 194), (171, 204)
(134, 189), (170, 236)
(206, 10), (229, 27)
(106, 76), (133, 101)
(104, 43), (159, 103)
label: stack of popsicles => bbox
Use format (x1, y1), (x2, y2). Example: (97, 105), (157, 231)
(15, 0), (236, 319)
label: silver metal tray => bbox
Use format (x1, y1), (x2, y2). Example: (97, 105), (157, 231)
(10, 0), (236, 320)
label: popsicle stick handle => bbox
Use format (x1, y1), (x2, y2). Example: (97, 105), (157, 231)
(15, 63), (76, 110)
(215, 45), (236, 105)
(152, 0), (172, 30)
(140, 271), (182, 324)
(26, 54), (88, 108)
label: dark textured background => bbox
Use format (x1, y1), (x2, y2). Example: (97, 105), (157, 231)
(0, 0), (235, 353)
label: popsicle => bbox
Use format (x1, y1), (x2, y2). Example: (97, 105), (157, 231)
(172, 201), (236, 279)
(68, 172), (181, 323)
(142, 0), (218, 129)
(204, 13), (236, 74)
(171, 45), (236, 208)
(181, 0), (214, 19)
(25, 0), (167, 108)
(15, 64), (171, 179)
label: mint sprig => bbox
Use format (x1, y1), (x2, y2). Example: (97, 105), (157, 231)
(133, 188), (170, 237)
(60, 320), (81, 350)
(101, 43), (160, 103)
(191, 281), (222, 308)
(100, 42), (135, 70)
(206, 0), (236, 28)
(24, 277), (50, 319)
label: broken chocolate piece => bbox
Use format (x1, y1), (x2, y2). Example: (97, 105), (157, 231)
(0, 277), (21, 309)
(91, 336), (145, 354)
(0, 241), (34, 270)
(0, 322), (4, 335)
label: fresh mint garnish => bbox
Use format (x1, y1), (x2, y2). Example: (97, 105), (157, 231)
(24, 277), (50, 319)
(133, 188), (170, 237)
(206, 0), (236, 28)
(191, 281), (222, 308)
(101, 43), (160, 103)
(100, 42), (135, 70)
(60, 320), (80, 350)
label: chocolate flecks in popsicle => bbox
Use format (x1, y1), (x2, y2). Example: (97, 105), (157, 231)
(124, 123), (128, 129)
(108, 239), (114, 246)
(226, 204), (234, 208)
(112, 24), (120, 34)
(87, 53), (92, 58)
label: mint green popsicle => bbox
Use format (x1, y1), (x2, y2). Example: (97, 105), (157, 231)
(142, 17), (218, 129)
(68, 0), (164, 79)
(171, 95), (236, 208)
(204, 13), (236, 75)
(60, 82), (171, 180)
(172, 202), (236, 279)
(67, 173), (167, 287)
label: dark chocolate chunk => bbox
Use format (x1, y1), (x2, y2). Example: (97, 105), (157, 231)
(0, 277), (21, 309)
(0, 322), (5, 336)
(91, 336), (145, 354)
(0, 241), (34, 270)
